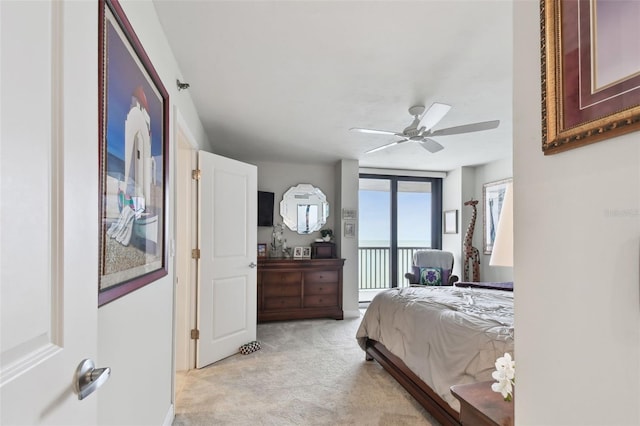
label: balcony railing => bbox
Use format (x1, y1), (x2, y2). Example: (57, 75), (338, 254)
(358, 246), (430, 290)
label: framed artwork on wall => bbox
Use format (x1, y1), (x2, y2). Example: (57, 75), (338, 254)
(443, 210), (458, 234)
(541, 0), (640, 154)
(344, 222), (356, 238)
(98, 0), (170, 306)
(483, 178), (512, 255)
(342, 208), (357, 220)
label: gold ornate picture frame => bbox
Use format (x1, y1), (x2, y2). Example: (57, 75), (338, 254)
(541, 0), (640, 154)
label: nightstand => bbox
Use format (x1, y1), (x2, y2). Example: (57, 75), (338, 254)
(450, 381), (514, 426)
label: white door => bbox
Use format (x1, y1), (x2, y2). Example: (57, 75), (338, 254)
(1, 1), (99, 424)
(196, 151), (257, 368)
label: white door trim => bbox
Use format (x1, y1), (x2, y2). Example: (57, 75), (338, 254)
(173, 108), (198, 373)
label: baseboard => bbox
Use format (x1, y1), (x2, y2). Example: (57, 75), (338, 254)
(162, 403), (174, 426)
(343, 309), (361, 318)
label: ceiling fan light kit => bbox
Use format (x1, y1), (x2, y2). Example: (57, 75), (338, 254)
(351, 102), (500, 155)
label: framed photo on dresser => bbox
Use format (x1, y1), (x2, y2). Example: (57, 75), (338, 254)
(302, 247), (311, 259)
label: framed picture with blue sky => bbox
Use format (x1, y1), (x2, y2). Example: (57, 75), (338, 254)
(98, 0), (169, 306)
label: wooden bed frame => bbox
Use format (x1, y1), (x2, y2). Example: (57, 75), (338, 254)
(364, 338), (461, 426)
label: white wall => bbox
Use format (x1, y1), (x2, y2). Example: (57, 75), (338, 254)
(97, 1), (209, 425)
(336, 160), (360, 317)
(443, 168), (463, 278)
(514, 1), (640, 425)
(98, 282), (173, 425)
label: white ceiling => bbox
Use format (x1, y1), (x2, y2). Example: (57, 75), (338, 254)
(153, 0), (513, 172)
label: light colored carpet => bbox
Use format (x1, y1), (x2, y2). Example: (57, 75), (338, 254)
(173, 313), (440, 425)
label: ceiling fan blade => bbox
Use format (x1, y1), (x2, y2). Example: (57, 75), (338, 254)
(350, 127), (400, 136)
(366, 139), (407, 154)
(430, 120), (500, 137)
(419, 138), (444, 153)
(419, 102), (451, 130)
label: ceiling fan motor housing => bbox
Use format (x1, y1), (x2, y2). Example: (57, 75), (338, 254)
(402, 105), (427, 136)
(408, 105), (425, 116)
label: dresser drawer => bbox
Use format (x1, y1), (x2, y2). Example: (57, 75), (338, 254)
(304, 271), (338, 283)
(263, 282), (300, 297)
(304, 294), (338, 307)
(262, 271), (301, 285)
(264, 296), (301, 310)
(304, 281), (337, 296)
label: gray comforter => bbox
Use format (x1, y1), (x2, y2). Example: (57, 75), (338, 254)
(356, 286), (514, 411)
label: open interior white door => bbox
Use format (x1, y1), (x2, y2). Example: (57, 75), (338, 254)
(196, 151), (257, 368)
(1, 1), (100, 424)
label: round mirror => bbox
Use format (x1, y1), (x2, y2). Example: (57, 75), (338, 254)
(280, 184), (329, 234)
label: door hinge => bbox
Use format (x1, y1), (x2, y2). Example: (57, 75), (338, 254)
(192, 248), (200, 259)
(192, 169), (201, 180)
(190, 329), (199, 340)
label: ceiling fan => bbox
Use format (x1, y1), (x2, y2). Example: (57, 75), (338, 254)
(350, 103), (500, 154)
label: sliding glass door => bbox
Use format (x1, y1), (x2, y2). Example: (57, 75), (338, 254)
(358, 174), (442, 300)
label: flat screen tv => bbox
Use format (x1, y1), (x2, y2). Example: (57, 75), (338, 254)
(257, 191), (275, 227)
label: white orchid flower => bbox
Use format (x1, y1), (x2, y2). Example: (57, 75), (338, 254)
(491, 378), (513, 401)
(491, 352), (515, 401)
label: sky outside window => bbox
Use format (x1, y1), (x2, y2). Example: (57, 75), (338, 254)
(397, 191), (431, 247)
(359, 189), (390, 247)
(359, 181), (431, 247)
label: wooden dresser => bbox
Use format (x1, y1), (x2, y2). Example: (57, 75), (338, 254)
(257, 258), (345, 322)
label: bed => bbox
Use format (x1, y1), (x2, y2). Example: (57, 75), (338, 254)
(356, 285), (514, 426)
